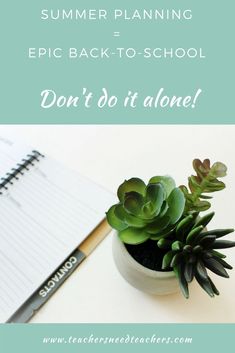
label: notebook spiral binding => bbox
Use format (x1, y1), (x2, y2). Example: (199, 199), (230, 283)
(0, 150), (44, 194)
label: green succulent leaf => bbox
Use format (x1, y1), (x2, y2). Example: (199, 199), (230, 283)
(171, 240), (183, 251)
(212, 257), (233, 270)
(184, 263), (194, 283)
(171, 253), (183, 267)
(192, 245), (202, 254)
(203, 180), (225, 193)
(118, 227), (150, 245)
(145, 183), (164, 215)
(150, 227), (174, 241)
(157, 238), (173, 249)
(141, 201), (153, 219)
(175, 214), (193, 241)
(174, 265), (189, 299)
(165, 188), (185, 224)
(200, 194), (213, 200)
(117, 178), (146, 202)
(203, 258), (229, 278)
(186, 225), (204, 245)
(183, 244), (193, 253)
(146, 215), (171, 235)
(213, 240), (235, 249)
(148, 175), (176, 197)
(210, 250), (226, 259)
(196, 260), (208, 280)
(199, 235), (216, 249)
(123, 191), (144, 216)
(162, 250), (176, 269)
(208, 277), (220, 296)
(190, 199), (211, 212)
(202, 250), (214, 259)
(106, 205), (127, 231)
(201, 229), (234, 239)
(193, 212), (215, 229)
(123, 213), (147, 228)
(115, 204), (146, 228)
(158, 201), (169, 217)
(195, 272), (215, 298)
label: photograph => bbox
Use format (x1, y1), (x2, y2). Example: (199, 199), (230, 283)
(0, 125), (234, 323)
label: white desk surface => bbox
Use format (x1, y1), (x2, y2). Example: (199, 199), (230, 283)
(0, 125), (235, 323)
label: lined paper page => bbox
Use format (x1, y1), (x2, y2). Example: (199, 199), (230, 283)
(0, 138), (115, 322)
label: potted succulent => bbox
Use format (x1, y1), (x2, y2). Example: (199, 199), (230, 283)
(106, 159), (235, 298)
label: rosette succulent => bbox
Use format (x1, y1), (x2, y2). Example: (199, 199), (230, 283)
(106, 176), (185, 245)
(161, 212), (235, 298)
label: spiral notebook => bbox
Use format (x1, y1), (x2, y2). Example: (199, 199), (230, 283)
(0, 136), (115, 323)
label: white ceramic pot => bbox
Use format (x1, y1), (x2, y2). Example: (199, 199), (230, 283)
(112, 232), (180, 295)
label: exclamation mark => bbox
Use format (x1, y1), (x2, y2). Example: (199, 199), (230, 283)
(191, 89), (202, 108)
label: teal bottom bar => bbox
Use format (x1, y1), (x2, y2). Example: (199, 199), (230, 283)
(0, 324), (234, 353)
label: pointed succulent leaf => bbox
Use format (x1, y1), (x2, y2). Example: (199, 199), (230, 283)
(186, 225), (204, 245)
(174, 265), (189, 299)
(118, 227), (150, 245)
(210, 250), (226, 259)
(195, 272), (214, 297)
(117, 178), (146, 202)
(203, 258), (229, 278)
(188, 254), (197, 264)
(148, 175), (176, 197)
(201, 228), (234, 239)
(199, 235), (216, 249)
(212, 257), (233, 270)
(193, 212), (215, 229)
(202, 250), (213, 259)
(170, 253), (183, 267)
(175, 214), (193, 241)
(208, 277), (220, 296)
(162, 250), (176, 269)
(184, 263), (194, 283)
(200, 194), (213, 200)
(213, 240), (235, 249)
(106, 205), (127, 231)
(165, 188), (185, 224)
(196, 260), (208, 280)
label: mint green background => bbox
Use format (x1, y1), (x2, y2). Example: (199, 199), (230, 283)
(1, 324), (234, 353)
(0, 0), (234, 123)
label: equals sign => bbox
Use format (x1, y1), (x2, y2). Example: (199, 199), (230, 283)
(113, 32), (120, 37)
